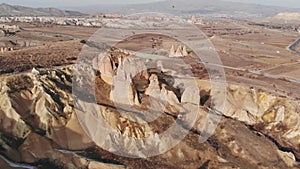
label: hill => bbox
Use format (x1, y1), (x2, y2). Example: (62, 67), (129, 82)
(75, 0), (300, 18)
(0, 3), (84, 16)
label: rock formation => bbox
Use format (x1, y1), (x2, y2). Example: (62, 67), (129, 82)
(181, 86), (200, 105)
(182, 45), (188, 56)
(109, 51), (148, 106)
(175, 45), (183, 57)
(97, 54), (115, 84)
(0, 30), (4, 37)
(31, 67), (39, 75)
(0, 47), (14, 53)
(169, 45), (175, 57)
(0, 53), (299, 168)
(169, 44), (188, 58)
(161, 84), (180, 105)
(223, 85), (300, 159)
(145, 74), (161, 99)
(144, 74), (180, 107)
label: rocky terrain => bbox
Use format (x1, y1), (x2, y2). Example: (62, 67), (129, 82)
(0, 47), (299, 168)
(0, 13), (299, 168)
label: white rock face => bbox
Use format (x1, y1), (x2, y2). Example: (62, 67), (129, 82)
(110, 56), (148, 106)
(31, 67), (40, 75)
(145, 74), (179, 107)
(223, 84), (300, 157)
(181, 86), (200, 105)
(169, 45), (175, 57)
(182, 45), (188, 56)
(161, 84), (180, 105)
(99, 55), (115, 76)
(145, 74), (161, 99)
(110, 80), (139, 106)
(93, 54), (116, 85)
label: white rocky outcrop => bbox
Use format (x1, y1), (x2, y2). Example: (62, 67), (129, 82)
(169, 44), (188, 58)
(181, 86), (200, 105)
(223, 84), (300, 159)
(145, 74), (179, 106)
(161, 84), (180, 105)
(145, 74), (161, 99)
(110, 55), (148, 106)
(93, 53), (116, 85)
(169, 45), (175, 57)
(0, 63), (299, 168)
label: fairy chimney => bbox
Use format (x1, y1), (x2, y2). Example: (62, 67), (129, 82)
(174, 45), (183, 57)
(93, 53), (115, 85)
(169, 45), (175, 57)
(182, 45), (188, 56)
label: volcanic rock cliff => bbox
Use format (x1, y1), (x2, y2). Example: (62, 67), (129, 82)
(0, 50), (299, 168)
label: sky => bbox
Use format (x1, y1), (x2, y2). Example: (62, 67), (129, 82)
(0, 0), (299, 8)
